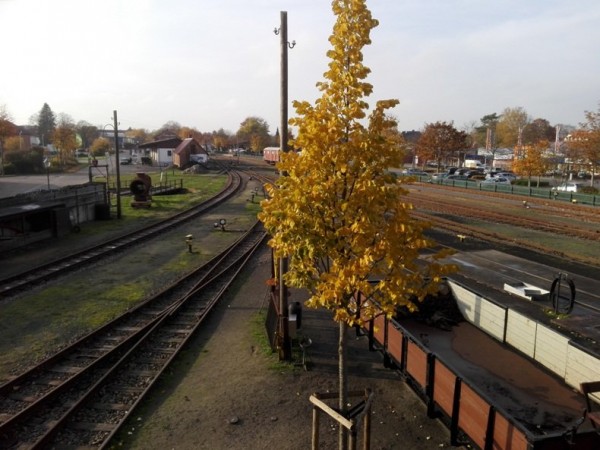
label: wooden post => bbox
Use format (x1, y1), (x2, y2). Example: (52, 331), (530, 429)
(312, 406), (320, 450)
(310, 389), (373, 450)
(349, 426), (357, 450)
(363, 403), (371, 450)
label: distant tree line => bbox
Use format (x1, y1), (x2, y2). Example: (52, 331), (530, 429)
(1, 101), (599, 180)
(403, 104), (599, 189)
(0, 103), (284, 174)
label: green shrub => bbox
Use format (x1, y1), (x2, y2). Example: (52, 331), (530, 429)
(513, 179), (551, 188)
(4, 150), (45, 174)
(2, 163), (16, 174)
(580, 186), (599, 195)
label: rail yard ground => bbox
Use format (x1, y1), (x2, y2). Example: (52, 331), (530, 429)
(1, 159), (599, 449)
(108, 244), (459, 450)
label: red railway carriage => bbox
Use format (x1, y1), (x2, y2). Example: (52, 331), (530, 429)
(263, 147), (280, 165)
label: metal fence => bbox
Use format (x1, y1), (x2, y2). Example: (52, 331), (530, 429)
(421, 177), (600, 207)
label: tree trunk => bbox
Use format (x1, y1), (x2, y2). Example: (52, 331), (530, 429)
(338, 320), (348, 450)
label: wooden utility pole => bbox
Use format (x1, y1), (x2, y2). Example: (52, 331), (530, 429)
(113, 110), (122, 219)
(278, 11), (292, 361)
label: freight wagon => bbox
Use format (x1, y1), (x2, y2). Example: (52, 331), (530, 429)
(263, 147), (280, 165)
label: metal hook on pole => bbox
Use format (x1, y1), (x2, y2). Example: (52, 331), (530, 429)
(273, 23), (296, 49)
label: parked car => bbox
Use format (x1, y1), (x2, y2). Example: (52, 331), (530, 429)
(552, 183), (579, 192)
(446, 174), (469, 181)
(496, 172), (516, 181)
(486, 172), (516, 181)
(401, 168), (430, 179)
(430, 172), (448, 181)
(402, 168), (426, 175)
(465, 170), (485, 179)
(120, 157), (132, 165)
(480, 176), (512, 185)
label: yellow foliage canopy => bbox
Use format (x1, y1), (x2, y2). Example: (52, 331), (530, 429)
(258, 0), (455, 328)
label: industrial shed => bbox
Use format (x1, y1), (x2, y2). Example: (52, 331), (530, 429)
(173, 138), (209, 168)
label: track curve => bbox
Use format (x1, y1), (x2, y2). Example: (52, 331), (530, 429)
(0, 170), (243, 298)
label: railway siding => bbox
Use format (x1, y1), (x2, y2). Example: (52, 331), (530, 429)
(0, 221), (267, 448)
(407, 183), (600, 267)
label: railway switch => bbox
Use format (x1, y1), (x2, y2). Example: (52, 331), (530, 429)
(248, 187), (260, 203)
(185, 234), (193, 253)
(214, 218), (227, 231)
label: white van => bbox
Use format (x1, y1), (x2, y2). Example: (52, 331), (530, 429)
(552, 183), (579, 192)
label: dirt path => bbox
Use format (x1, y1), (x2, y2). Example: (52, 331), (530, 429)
(110, 246), (462, 449)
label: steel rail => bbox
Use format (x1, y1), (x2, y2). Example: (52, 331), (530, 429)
(34, 227), (267, 449)
(410, 193), (600, 241)
(0, 220), (265, 448)
(435, 241), (600, 315)
(411, 209), (600, 268)
(0, 170), (243, 298)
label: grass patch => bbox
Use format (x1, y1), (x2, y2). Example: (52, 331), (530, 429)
(250, 310), (275, 356)
(0, 285), (138, 375)
(245, 200), (262, 215)
(461, 218), (600, 265)
(121, 173), (227, 219)
(0, 172), (259, 381)
(67, 173), (229, 242)
(249, 310), (300, 372)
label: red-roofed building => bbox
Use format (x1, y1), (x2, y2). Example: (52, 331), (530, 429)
(173, 138), (209, 168)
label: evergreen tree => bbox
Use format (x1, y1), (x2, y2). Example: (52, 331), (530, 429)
(37, 103), (56, 146)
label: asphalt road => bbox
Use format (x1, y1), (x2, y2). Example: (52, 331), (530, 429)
(0, 159), (149, 199)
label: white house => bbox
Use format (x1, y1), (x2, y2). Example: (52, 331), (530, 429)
(138, 137), (182, 167)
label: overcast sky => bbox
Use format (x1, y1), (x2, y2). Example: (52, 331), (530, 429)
(1, 0), (599, 134)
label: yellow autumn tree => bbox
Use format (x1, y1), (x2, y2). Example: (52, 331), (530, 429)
(567, 103), (600, 186)
(259, 1), (454, 445)
(512, 140), (550, 187)
(53, 114), (78, 166)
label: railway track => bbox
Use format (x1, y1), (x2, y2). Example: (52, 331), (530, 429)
(405, 181), (600, 318)
(404, 180), (600, 268)
(0, 170), (243, 298)
(0, 220), (267, 449)
(409, 190), (600, 240)
(448, 247), (600, 313)
(410, 182), (600, 221)
(412, 209), (585, 262)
